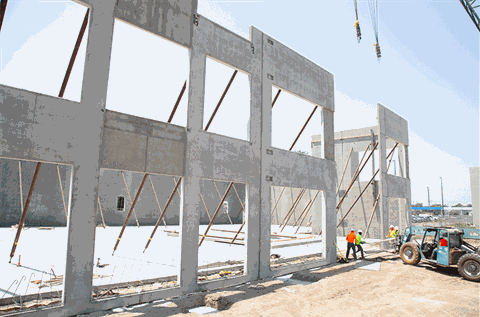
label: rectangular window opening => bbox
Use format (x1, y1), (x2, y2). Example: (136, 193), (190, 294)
(0, 2), (90, 102)
(270, 185), (324, 269)
(0, 157), (72, 313)
(105, 19), (190, 126)
(386, 137), (400, 177)
(203, 58), (250, 141)
(197, 179), (247, 283)
(271, 87), (321, 155)
(92, 169), (182, 300)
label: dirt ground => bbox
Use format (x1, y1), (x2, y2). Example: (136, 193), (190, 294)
(77, 251), (479, 317)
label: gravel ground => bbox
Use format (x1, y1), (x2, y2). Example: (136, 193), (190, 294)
(75, 251), (479, 317)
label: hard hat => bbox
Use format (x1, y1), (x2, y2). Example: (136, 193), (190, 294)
(390, 225), (394, 228)
(394, 226), (398, 230)
(358, 229), (363, 233)
(350, 228), (355, 232)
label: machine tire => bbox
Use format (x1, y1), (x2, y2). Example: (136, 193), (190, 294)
(458, 253), (480, 282)
(400, 242), (421, 265)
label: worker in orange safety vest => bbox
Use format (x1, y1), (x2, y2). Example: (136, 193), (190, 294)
(346, 228), (357, 261)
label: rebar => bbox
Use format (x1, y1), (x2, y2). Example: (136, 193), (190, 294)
(109, 266), (118, 285)
(25, 272), (35, 296)
(12, 275), (25, 304)
(1, 279), (18, 299)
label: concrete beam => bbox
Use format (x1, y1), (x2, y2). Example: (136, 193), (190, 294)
(74, 0), (197, 49)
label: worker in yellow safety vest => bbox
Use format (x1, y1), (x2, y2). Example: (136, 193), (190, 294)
(355, 229), (365, 259)
(387, 225), (395, 238)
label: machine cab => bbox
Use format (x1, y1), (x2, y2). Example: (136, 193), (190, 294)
(420, 228), (464, 266)
(436, 229), (449, 265)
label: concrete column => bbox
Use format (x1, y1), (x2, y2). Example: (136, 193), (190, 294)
(80, 0), (117, 108)
(245, 26), (263, 281)
(377, 104), (389, 248)
(62, 1), (117, 314)
(404, 145), (410, 179)
(179, 38), (206, 291)
(320, 108), (334, 161)
(63, 165), (73, 221)
(320, 108), (336, 264)
(371, 129), (375, 176)
(258, 31), (273, 279)
(398, 144), (405, 178)
(470, 167), (480, 228)
(324, 189), (337, 263)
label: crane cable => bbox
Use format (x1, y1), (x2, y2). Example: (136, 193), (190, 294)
(367, 0), (381, 60)
(353, 0), (362, 43)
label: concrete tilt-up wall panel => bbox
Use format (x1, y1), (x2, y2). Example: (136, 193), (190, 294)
(0, 0), (336, 315)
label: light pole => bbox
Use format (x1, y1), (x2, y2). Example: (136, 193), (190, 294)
(440, 177), (444, 218)
(427, 187), (430, 207)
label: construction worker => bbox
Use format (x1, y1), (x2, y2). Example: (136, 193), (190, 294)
(439, 235), (448, 247)
(346, 228), (357, 261)
(387, 225), (397, 251)
(356, 229), (365, 259)
(432, 233), (448, 260)
(387, 225), (395, 238)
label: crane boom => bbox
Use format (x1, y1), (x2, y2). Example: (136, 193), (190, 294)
(459, 0), (480, 32)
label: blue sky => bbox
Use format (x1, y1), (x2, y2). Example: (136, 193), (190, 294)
(0, 0), (478, 205)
